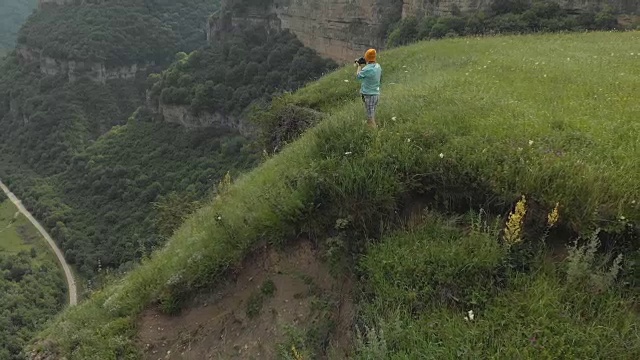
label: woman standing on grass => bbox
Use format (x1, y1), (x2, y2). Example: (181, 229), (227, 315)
(356, 48), (382, 129)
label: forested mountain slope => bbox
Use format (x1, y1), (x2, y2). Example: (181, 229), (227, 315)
(0, 0), (334, 283)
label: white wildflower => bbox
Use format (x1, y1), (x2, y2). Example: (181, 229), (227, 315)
(439, 153), (444, 158)
(344, 151), (352, 155)
(216, 215), (222, 221)
(528, 140), (534, 146)
(406, 138), (411, 143)
(391, 116), (397, 121)
(464, 310), (475, 321)
(343, 80), (349, 83)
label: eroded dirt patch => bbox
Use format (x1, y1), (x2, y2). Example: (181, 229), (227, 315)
(137, 241), (354, 359)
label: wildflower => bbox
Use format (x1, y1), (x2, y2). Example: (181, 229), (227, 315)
(439, 153), (444, 158)
(391, 116), (397, 121)
(216, 215), (222, 221)
(406, 138), (411, 143)
(344, 151), (352, 155)
(504, 195), (527, 247)
(291, 345), (303, 360)
(343, 80), (349, 83)
(528, 140), (534, 146)
(464, 310), (475, 321)
(547, 202), (559, 227)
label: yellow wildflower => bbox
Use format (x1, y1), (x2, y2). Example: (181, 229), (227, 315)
(292, 345), (304, 360)
(547, 202), (559, 228)
(503, 195), (527, 246)
(216, 171), (232, 197)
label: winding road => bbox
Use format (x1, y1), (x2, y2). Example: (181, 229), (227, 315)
(0, 180), (77, 306)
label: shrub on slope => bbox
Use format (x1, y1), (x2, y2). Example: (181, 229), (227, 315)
(29, 32), (639, 358)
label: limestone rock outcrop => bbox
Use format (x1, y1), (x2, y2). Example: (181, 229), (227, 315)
(37, 0), (75, 9)
(157, 104), (254, 136)
(211, 0), (639, 64)
(17, 46), (148, 84)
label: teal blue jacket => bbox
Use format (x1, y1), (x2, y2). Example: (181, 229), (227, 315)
(356, 63), (382, 95)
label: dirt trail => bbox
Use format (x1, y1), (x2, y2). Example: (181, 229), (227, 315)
(0, 180), (77, 306)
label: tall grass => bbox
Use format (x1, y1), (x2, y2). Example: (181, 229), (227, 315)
(356, 216), (639, 359)
(30, 32), (640, 359)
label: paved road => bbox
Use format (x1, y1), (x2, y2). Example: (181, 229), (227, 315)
(0, 180), (77, 306)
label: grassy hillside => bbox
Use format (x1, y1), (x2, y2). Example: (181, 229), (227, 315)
(28, 31), (640, 359)
(0, 196), (65, 360)
(0, 0), (36, 52)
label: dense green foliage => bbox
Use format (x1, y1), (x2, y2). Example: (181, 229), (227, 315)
(150, 26), (336, 116)
(1, 0), (264, 281)
(18, 0), (219, 66)
(0, 0), (36, 52)
(387, 1), (620, 47)
(0, 57), (144, 175)
(27, 32), (639, 359)
(1, 109), (258, 279)
(0, 199), (65, 360)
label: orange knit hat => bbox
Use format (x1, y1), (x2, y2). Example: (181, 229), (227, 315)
(364, 48), (377, 63)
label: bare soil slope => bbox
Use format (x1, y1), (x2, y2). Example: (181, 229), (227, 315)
(137, 241), (354, 359)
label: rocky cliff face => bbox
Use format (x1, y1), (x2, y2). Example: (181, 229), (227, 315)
(210, 0), (394, 63)
(212, 0), (639, 63)
(156, 104), (253, 136)
(37, 0), (75, 9)
(17, 46), (148, 84)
